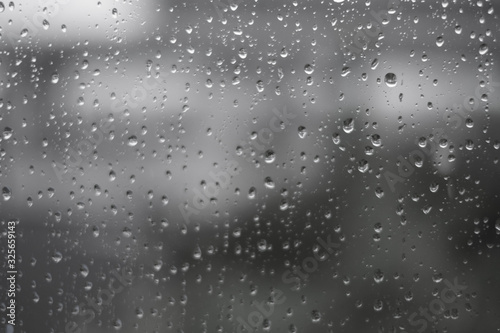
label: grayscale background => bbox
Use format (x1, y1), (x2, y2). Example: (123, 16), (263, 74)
(1, 0), (500, 332)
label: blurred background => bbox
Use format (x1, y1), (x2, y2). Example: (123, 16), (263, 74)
(1, 0), (500, 332)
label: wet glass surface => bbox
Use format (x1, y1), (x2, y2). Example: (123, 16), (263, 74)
(1, 0), (500, 332)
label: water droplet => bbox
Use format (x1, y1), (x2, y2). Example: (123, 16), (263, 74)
(479, 44), (489, 55)
(2, 187), (11, 201)
(358, 159), (369, 173)
(153, 260), (163, 271)
(238, 48), (247, 59)
(51, 73), (59, 84)
(298, 126), (307, 138)
(256, 80), (264, 92)
(332, 133), (341, 144)
(422, 205), (432, 214)
(248, 187), (256, 199)
(257, 239), (267, 252)
(384, 73), (397, 87)
(92, 226), (100, 237)
(465, 139), (474, 150)
(374, 269), (384, 283)
(264, 177), (275, 189)
(112, 318), (122, 330)
(80, 264), (89, 278)
(122, 227), (132, 238)
(135, 307), (144, 319)
(264, 149), (275, 163)
(342, 118), (354, 133)
(341, 67), (351, 77)
(52, 251), (63, 263)
(311, 310), (321, 322)
(127, 136), (138, 146)
(371, 134), (382, 147)
(3, 127), (13, 139)
(432, 273), (443, 283)
(193, 246), (202, 259)
(280, 48), (288, 58)
(436, 36), (444, 47)
(304, 64), (314, 75)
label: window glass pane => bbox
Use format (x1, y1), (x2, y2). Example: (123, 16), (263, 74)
(1, 1), (500, 332)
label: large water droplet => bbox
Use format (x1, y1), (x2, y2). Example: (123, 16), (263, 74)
(127, 136), (138, 146)
(479, 44), (489, 55)
(51, 73), (59, 84)
(3, 127), (13, 139)
(2, 187), (11, 201)
(298, 126), (307, 138)
(343, 118), (354, 133)
(52, 251), (63, 263)
(384, 73), (397, 87)
(264, 149), (275, 163)
(80, 264), (89, 278)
